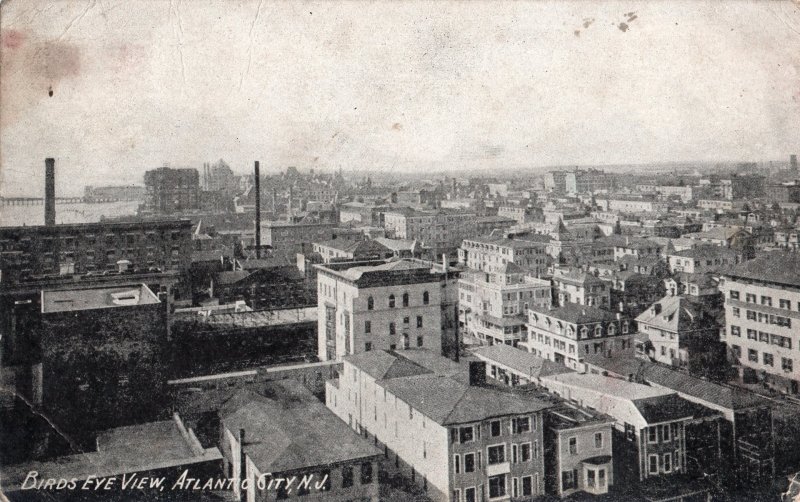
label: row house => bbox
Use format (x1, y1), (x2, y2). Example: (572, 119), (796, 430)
(522, 304), (634, 371)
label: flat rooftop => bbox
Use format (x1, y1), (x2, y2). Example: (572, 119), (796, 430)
(2, 418), (221, 491)
(41, 284), (160, 313)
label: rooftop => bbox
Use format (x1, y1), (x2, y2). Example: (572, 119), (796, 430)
(220, 380), (381, 473)
(41, 284), (160, 313)
(530, 303), (620, 324)
(2, 417), (220, 491)
(472, 344), (573, 379)
(725, 251), (800, 288)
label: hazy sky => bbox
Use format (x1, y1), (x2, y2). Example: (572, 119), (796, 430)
(1, 0), (799, 196)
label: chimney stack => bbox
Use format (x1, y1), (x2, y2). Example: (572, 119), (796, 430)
(254, 161), (261, 259)
(469, 361), (486, 386)
(44, 158), (56, 226)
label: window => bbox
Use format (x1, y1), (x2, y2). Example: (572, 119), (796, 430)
(417, 335), (424, 347)
(402, 292), (409, 307)
(389, 322), (396, 335)
(780, 299), (791, 309)
(522, 476), (532, 496)
(488, 444), (505, 465)
(730, 325), (740, 337)
(732, 307), (740, 318)
(365, 321), (371, 333)
(360, 462), (373, 484)
(764, 353), (774, 367)
(423, 291), (429, 304)
(520, 442), (531, 462)
(649, 454), (659, 475)
(747, 329), (757, 340)
(454, 454), (461, 474)
(568, 437), (578, 455)
(782, 358), (793, 373)
(746, 293), (756, 303)
(748, 349), (758, 362)
(561, 470), (578, 491)
(747, 311), (757, 321)
(648, 427), (657, 444)
(367, 296), (374, 310)
(403, 316), (410, 325)
(465, 487), (476, 502)
(453, 489), (461, 502)
(464, 453), (475, 472)
(489, 474), (506, 498)
(512, 417), (530, 434)
(364, 342), (372, 351)
(594, 432), (603, 449)
(512, 444), (518, 463)
(342, 466), (353, 488)
(587, 469), (596, 488)
(662, 424), (671, 442)
(389, 294), (395, 308)
(761, 296), (772, 307)
(490, 420), (502, 437)
(459, 426), (474, 443)
(663, 453), (672, 473)
(416, 315), (423, 328)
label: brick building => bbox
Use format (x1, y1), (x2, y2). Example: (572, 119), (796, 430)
(143, 166), (200, 214)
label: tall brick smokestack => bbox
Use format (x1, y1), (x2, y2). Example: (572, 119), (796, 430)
(44, 158), (55, 226)
(254, 161), (261, 259)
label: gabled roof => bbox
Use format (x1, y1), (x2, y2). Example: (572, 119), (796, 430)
(635, 296), (705, 333)
(220, 381), (380, 473)
(530, 303), (619, 324)
(343, 350), (432, 380)
(472, 344), (574, 379)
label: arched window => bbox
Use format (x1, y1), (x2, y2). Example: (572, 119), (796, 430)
(423, 291), (429, 305)
(594, 325), (603, 337)
(367, 296), (374, 310)
(389, 294), (395, 308)
(622, 321), (630, 334)
(402, 292), (409, 307)
(608, 324), (617, 336)
(580, 327), (589, 339)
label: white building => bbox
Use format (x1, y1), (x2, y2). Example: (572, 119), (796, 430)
(458, 236), (551, 277)
(523, 304), (634, 371)
(326, 349), (552, 502)
(315, 259), (451, 361)
(459, 264), (552, 347)
(720, 252), (800, 394)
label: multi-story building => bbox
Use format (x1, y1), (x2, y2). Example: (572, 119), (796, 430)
(551, 269), (611, 308)
(383, 208), (477, 256)
(636, 295), (723, 370)
(538, 372), (722, 498)
(613, 237), (661, 262)
(326, 349), (553, 502)
(636, 185), (694, 203)
(143, 166), (200, 214)
(0, 219), (193, 280)
(765, 181), (800, 204)
(261, 221), (337, 255)
(474, 215), (516, 236)
(202, 159), (238, 193)
(596, 196), (669, 214)
(458, 236), (551, 277)
(720, 252), (800, 394)
(315, 259), (455, 361)
(523, 304), (634, 370)
(459, 265), (551, 347)
(312, 239), (394, 264)
(38, 284), (169, 441)
(667, 245), (742, 274)
(220, 381), (382, 502)
(497, 206), (534, 224)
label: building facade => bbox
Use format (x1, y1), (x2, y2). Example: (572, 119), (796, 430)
(458, 237), (551, 277)
(315, 260), (450, 361)
(143, 166), (200, 214)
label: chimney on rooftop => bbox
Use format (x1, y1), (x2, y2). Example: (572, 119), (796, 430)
(469, 361), (486, 386)
(44, 158), (55, 226)
(254, 161), (261, 259)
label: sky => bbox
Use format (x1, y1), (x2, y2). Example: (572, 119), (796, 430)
(1, 0), (800, 196)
